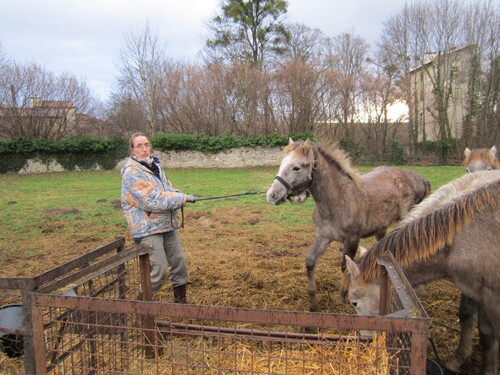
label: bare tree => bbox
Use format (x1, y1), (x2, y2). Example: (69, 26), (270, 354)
(358, 62), (405, 156)
(106, 93), (150, 135)
(462, 0), (499, 147)
(0, 43), (7, 68)
(281, 23), (325, 63)
(116, 21), (168, 135)
(270, 23), (327, 134)
(0, 62), (98, 140)
(325, 32), (369, 125)
(273, 58), (325, 134)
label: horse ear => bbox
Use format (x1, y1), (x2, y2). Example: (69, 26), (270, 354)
(464, 147), (471, 157)
(345, 256), (360, 279)
(358, 246), (368, 258)
(289, 138), (294, 145)
(304, 139), (312, 152)
(489, 145), (497, 158)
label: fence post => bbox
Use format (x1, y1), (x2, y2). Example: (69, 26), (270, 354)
(410, 330), (428, 375)
(20, 284), (37, 375)
(378, 266), (388, 316)
(27, 291), (47, 375)
(138, 252), (156, 359)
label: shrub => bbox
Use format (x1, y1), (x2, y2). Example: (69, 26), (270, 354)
(0, 132), (314, 173)
(387, 138), (406, 165)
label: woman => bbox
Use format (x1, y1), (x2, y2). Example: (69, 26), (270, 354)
(121, 132), (195, 303)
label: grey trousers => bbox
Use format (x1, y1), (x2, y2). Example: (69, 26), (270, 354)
(139, 231), (188, 293)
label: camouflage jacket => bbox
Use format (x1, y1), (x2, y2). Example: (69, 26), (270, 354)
(121, 157), (186, 239)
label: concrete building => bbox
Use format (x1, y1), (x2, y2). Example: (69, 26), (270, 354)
(409, 44), (476, 142)
(0, 99), (115, 140)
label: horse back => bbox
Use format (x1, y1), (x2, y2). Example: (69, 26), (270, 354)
(329, 166), (432, 237)
(362, 166), (430, 209)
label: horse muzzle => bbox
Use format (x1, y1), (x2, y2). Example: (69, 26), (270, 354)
(266, 188), (288, 205)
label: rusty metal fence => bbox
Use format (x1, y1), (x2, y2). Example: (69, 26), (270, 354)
(1, 239), (430, 375)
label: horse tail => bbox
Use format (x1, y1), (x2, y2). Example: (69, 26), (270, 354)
(406, 170), (431, 204)
(416, 176), (431, 203)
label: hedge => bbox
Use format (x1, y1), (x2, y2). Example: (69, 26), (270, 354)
(0, 132), (314, 173)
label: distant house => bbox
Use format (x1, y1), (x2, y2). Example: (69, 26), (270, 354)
(0, 98), (117, 140)
(409, 44), (476, 142)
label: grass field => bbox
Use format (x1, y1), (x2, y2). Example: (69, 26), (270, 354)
(0, 165), (464, 256)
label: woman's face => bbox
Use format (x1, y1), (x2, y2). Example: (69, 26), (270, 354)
(131, 135), (152, 159)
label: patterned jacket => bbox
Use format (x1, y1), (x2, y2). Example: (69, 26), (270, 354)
(121, 157), (187, 239)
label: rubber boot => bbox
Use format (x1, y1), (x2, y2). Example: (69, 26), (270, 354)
(173, 284), (187, 304)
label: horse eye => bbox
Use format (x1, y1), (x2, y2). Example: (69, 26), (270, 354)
(293, 166), (300, 171)
(486, 166), (493, 171)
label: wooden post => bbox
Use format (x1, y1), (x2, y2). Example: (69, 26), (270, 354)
(138, 252), (156, 359)
(378, 266), (388, 316)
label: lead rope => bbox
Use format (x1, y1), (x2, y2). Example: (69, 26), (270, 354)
(174, 190), (267, 229)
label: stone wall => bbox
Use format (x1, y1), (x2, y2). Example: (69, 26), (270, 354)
(18, 146), (284, 174)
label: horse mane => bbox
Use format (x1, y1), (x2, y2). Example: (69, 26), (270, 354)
(355, 175), (500, 283)
(285, 141), (361, 184)
(463, 148), (500, 169)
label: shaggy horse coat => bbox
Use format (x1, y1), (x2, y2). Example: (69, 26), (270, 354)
(344, 171), (500, 375)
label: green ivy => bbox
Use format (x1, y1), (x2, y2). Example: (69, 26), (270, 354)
(387, 138), (406, 165)
(339, 138), (360, 162)
(151, 132), (314, 153)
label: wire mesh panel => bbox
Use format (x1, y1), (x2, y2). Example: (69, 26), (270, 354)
(0, 237), (134, 364)
(39, 311), (395, 374)
(0, 238), (150, 371)
(31, 263), (429, 375)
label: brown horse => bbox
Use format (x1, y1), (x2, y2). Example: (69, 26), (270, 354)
(463, 146), (499, 173)
(266, 139), (430, 311)
(448, 146), (500, 373)
(344, 171), (500, 375)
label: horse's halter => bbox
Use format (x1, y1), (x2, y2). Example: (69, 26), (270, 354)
(274, 158), (316, 202)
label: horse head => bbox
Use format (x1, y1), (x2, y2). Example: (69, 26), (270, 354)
(464, 145), (498, 173)
(344, 256), (380, 316)
(266, 139), (315, 205)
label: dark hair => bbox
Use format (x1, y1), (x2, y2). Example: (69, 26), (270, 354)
(129, 132), (150, 148)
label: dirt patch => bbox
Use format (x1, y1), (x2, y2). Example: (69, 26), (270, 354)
(42, 208), (81, 215)
(111, 199), (122, 210)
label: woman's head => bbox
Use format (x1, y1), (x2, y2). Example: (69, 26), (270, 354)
(129, 132), (152, 160)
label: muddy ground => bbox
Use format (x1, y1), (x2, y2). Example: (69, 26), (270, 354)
(1, 203), (484, 374)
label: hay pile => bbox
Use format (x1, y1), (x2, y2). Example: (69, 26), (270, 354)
(205, 333), (391, 374)
(138, 333), (391, 375)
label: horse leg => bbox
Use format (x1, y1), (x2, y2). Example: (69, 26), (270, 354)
(477, 305), (498, 375)
(305, 234), (331, 312)
(446, 294), (478, 371)
(339, 238), (360, 304)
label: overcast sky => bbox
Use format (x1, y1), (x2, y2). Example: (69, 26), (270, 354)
(0, 0), (406, 102)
